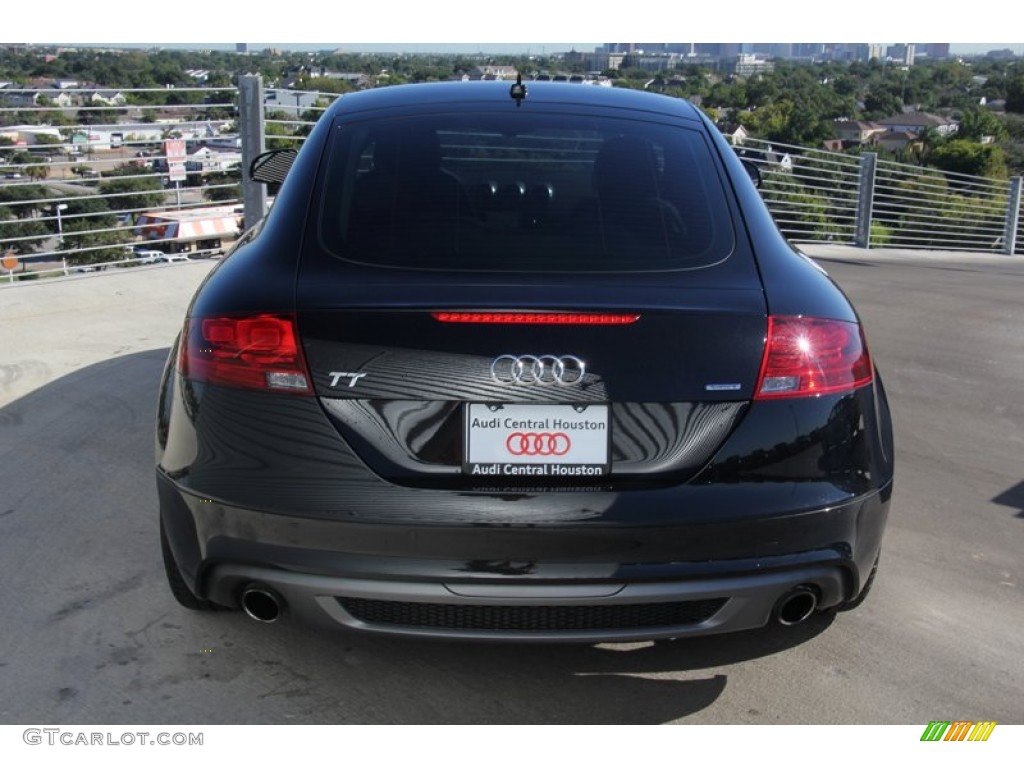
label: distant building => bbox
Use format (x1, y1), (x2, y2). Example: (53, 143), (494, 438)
(876, 112), (958, 137)
(626, 55), (678, 72)
(728, 54), (774, 77)
(134, 205), (243, 254)
(87, 90), (127, 106)
(921, 43), (950, 59)
(316, 70), (369, 88)
(735, 145), (791, 171)
(886, 44), (915, 66)
(265, 88), (322, 117)
(833, 120), (884, 144)
(717, 123), (749, 145)
(235, 44), (248, 54)
(0, 125), (63, 146)
(185, 145), (242, 173)
(873, 131), (920, 153)
(0, 89), (73, 108)
(469, 65), (519, 81)
(591, 42), (948, 65)
(590, 51), (627, 71)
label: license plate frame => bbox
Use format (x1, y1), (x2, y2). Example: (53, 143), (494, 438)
(463, 403), (610, 478)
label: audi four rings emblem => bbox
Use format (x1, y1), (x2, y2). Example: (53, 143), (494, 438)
(490, 355), (586, 385)
(506, 432), (572, 456)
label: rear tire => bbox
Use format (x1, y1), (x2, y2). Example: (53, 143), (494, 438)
(160, 520), (220, 611)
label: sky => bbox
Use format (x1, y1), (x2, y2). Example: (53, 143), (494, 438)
(5, 2), (1021, 55)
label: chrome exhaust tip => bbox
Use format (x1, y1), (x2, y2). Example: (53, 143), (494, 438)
(774, 585), (819, 626)
(240, 586), (283, 623)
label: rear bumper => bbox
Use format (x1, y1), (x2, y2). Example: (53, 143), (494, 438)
(157, 471), (890, 642)
(207, 563), (847, 642)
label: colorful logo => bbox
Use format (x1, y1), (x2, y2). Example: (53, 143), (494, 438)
(505, 432), (571, 456)
(920, 721), (997, 742)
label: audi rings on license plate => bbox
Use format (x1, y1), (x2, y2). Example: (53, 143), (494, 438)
(464, 403), (610, 477)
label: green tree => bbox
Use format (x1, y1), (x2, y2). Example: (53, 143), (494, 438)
(760, 174), (830, 239)
(934, 194), (1007, 249)
(98, 166), (165, 211)
(0, 206), (50, 255)
(0, 183), (47, 207)
(997, 140), (1024, 176)
(872, 168), (949, 247)
(205, 71), (232, 89)
(929, 140), (1008, 180)
(957, 108), (1008, 142)
(6, 151), (52, 181)
(264, 109), (299, 147)
(1005, 74), (1024, 113)
(299, 77), (357, 95)
(738, 99), (832, 146)
(863, 85), (903, 120)
(203, 170), (241, 202)
(58, 197), (131, 265)
(1002, 113), (1024, 140)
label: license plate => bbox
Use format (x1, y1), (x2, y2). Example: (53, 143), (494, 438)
(464, 403), (610, 478)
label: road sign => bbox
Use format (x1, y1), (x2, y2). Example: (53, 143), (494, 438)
(165, 138), (187, 183)
(2, 251), (18, 270)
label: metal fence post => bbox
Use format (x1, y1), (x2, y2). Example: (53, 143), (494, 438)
(1004, 177), (1022, 256)
(239, 74), (267, 232)
(854, 152), (877, 249)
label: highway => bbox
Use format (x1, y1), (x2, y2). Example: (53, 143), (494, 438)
(0, 247), (1021, 724)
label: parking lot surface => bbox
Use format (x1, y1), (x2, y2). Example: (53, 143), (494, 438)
(0, 248), (1021, 723)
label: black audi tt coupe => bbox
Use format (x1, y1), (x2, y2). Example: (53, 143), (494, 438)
(156, 80), (894, 642)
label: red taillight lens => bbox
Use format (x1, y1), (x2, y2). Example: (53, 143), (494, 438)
(431, 312), (640, 325)
(179, 314), (312, 394)
(754, 316), (873, 399)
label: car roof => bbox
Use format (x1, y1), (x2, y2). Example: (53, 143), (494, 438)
(326, 81), (704, 124)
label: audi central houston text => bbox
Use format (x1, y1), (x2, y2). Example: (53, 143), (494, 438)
(156, 81), (893, 642)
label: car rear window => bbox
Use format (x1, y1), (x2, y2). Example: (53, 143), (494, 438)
(317, 111), (735, 272)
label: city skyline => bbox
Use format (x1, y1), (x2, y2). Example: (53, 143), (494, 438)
(22, 42), (1024, 57)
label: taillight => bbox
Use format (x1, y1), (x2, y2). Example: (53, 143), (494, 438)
(179, 314), (311, 394)
(754, 315), (873, 399)
(432, 312), (640, 325)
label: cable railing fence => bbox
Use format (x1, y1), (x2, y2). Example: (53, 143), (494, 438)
(872, 158), (1015, 252)
(737, 136), (1022, 254)
(263, 88), (335, 146)
(738, 138), (865, 244)
(2, 75), (1021, 284)
(0, 85), (251, 280)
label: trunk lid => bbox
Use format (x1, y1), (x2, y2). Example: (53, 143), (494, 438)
(297, 275), (765, 487)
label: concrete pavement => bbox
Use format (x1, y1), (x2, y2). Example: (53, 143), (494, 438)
(0, 246), (1021, 724)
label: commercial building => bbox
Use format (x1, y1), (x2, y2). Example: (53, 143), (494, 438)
(134, 205), (242, 254)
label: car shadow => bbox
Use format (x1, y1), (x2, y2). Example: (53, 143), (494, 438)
(992, 479), (1024, 518)
(0, 350), (833, 725)
(206, 608), (834, 724)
